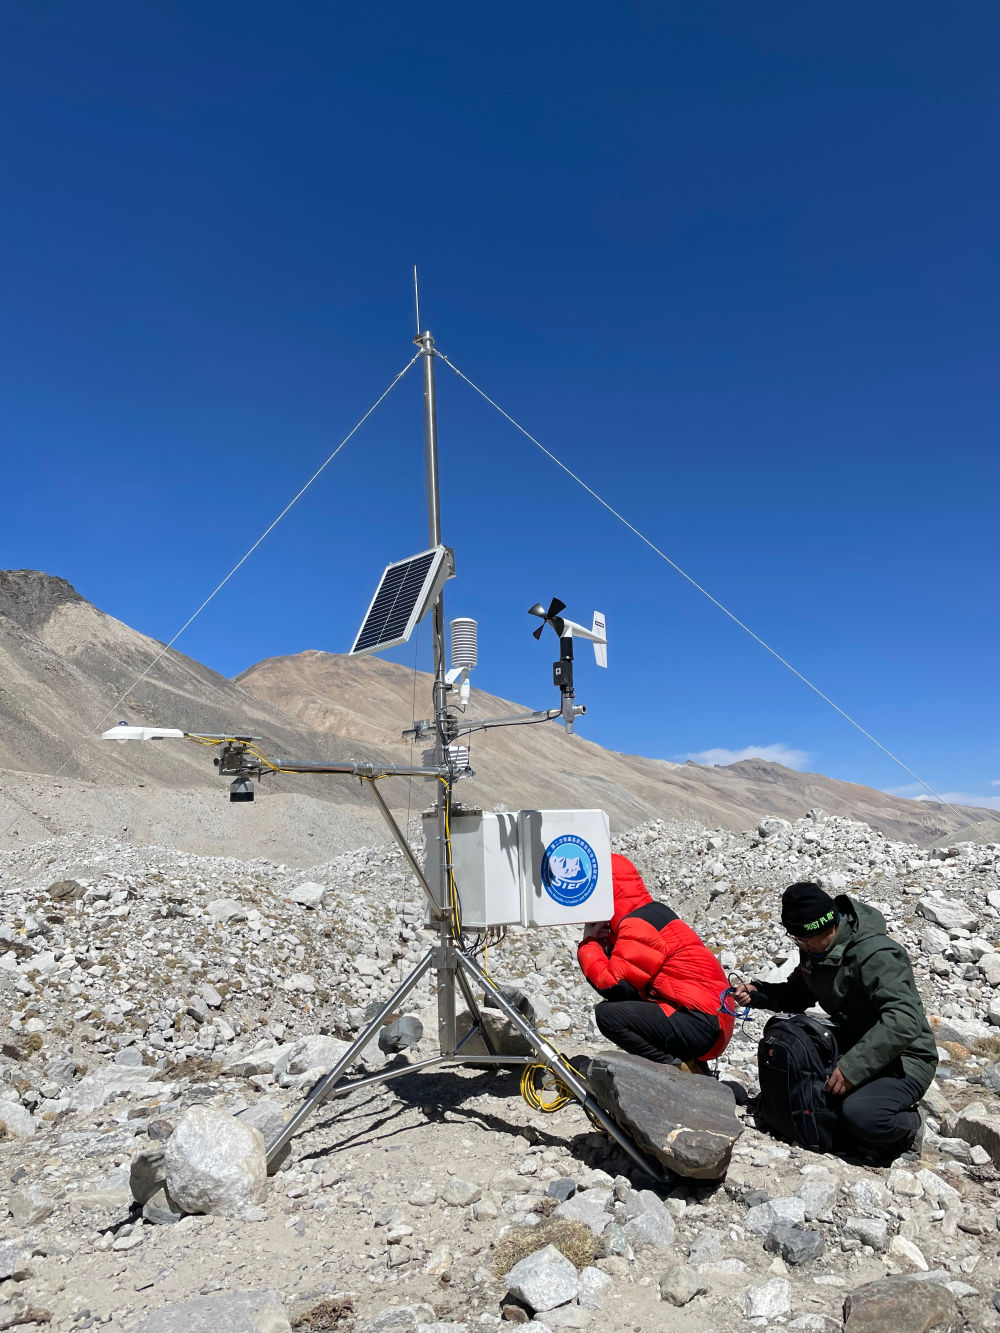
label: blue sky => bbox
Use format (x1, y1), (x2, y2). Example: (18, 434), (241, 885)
(2, 4), (998, 809)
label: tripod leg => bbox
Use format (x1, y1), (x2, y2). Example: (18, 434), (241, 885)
(266, 947), (436, 1167)
(456, 952), (664, 1183)
(454, 957), (498, 1057)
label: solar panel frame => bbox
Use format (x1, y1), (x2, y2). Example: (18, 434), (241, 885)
(350, 545), (453, 656)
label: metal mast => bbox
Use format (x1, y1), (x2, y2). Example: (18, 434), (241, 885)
(416, 328), (458, 1053)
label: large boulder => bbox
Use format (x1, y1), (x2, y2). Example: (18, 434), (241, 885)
(843, 1276), (961, 1333)
(163, 1106), (268, 1217)
(587, 1051), (742, 1179)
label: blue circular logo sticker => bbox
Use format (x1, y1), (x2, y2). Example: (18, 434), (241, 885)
(541, 835), (599, 907)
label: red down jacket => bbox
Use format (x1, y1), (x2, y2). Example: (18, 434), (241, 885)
(577, 854), (734, 1060)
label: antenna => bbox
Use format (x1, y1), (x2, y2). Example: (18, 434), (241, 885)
(413, 265), (421, 337)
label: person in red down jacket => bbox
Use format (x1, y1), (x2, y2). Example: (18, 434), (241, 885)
(577, 854), (734, 1067)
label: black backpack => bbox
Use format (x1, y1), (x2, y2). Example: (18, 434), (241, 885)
(756, 1014), (840, 1152)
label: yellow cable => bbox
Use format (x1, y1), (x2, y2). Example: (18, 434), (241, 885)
(520, 1062), (574, 1113)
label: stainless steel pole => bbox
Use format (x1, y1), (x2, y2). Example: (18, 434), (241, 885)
(415, 329), (457, 1053)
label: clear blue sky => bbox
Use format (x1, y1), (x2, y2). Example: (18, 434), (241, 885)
(3, 4), (998, 809)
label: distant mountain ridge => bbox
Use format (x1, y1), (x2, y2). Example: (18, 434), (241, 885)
(234, 648), (1000, 846)
(0, 569), (995, 858)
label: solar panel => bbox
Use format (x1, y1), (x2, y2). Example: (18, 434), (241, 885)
(350, 545), (454, 656)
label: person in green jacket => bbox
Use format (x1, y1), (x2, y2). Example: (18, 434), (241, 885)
(733, 882), (938, 1161)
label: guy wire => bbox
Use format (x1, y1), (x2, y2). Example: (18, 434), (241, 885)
(436, 350), (977, 832)
(0, 352), (420, 845)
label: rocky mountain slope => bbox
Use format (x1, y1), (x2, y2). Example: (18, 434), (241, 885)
(236, 649), (1000, 846)
(2, 568), (997, 866)
(1, 813), (999, 1331)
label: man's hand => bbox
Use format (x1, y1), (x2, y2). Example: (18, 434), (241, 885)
(825, 1067), (855, 1097)
(732, 983), (757, 1007)
(582, 922), (611, 949)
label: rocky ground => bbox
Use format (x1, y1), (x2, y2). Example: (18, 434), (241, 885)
(2, 811), (1000, 1331)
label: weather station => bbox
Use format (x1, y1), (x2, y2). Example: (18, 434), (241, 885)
(102, 312), (665, 1180)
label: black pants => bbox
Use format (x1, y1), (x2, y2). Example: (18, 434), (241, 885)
(594, 1000), (721, 1063)
(838, 1073), (925, 1157)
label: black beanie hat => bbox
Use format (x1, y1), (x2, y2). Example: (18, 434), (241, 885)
(781, 882), (838, 937)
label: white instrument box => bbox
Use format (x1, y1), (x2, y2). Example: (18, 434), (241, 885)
(423, 808), (612, 929)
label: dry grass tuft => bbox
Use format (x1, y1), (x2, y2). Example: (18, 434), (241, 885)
(492, 1218), (596, 1277)
(291, 1296), (355, 1330)
(972, 1035), (1000, 1061)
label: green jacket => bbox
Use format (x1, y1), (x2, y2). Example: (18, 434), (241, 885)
(751, 895), (938, 1090)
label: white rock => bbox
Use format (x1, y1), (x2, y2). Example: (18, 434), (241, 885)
(164, 1106), (268, 1217)
(504, 1243), (578, 1313)
(890, 1236), (928, 1271)
(744, 1277), (791, 1319)
(917, 896), (978, 932)
(288, 882), (327, 907)
(746, 1196), (806, 1234)
(0, 1102), (37, 1137)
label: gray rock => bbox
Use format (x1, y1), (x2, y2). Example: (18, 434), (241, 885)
(915, 1168), (959, 1205)
(919, 924), (950, 955)
(454, 1006), (535, 1058)
(142, 1186), (184, 1226)
(44, 1056), (80, 1086)
(441, 1178), (481, 1207)
(931, 1016), (992, 1048)
(746, 1196), (806, 1234)
(744, 1277), (791, 1319)
(622, 1192), (675, 1251)
(658, 1261), (708, 1306)
(547, 1177), (576, 1203)
(223, 1045), (286, 1077)
(273, 1035), (351, 1080)
(764, 1223), (824, 1265)
(917, 896), (978, 932)
(132, 1290), (290, 1332)
(8, 1186), (52, 1226)
(843, 1276), (960, 1332)
(687, 1228), (725, 1263)
(0, 1242), (32, 1282)
(504, 1243), (579, 1313)
(130, 1149), (167, 1206)
(953, 1101), (1000, 1165)
(69, 1065), (167, 1111)
(594, 1222), (628, 1258)
(379, 1016), (424, 1054)
(554, 1191), (612, 1237)
(844, 1216), (888, 1252)
(797, 1179), (837, 1221)
(588, 1051), (742, 1179)
(788, 1318), (840, 1333)
(235, 1099), (290, 1175)
(163, 1106), (268, 1217)
(576, 1266), (612, 1309)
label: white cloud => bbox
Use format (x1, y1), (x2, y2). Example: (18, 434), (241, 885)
(680, 744), (812, 771)
(992, 779), (1000, 788)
